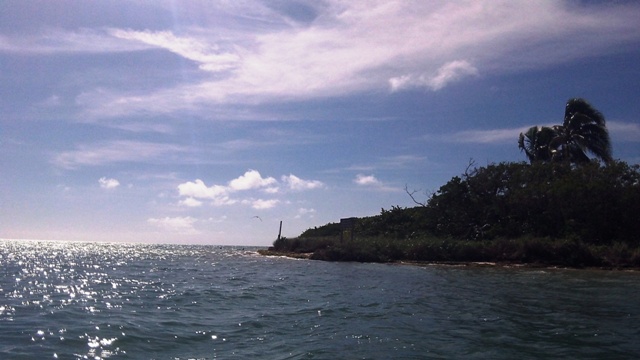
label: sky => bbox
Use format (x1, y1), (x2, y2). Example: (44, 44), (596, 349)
(1, 0), (640, 246)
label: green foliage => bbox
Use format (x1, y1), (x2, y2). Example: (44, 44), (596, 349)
(299, 223), (341, 238)
(271, 159), (640, 268)
(271, 236), (336, 253)
(364, 160), (634, 245)
(424, 160), (640, 244)
(270, 234), (640, 268)
(357, 206), (431, 239)
(519, 126), (555, 162)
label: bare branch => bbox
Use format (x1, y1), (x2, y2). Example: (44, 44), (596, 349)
(464, 158), (477, 178)
(404, 184), (429, 207)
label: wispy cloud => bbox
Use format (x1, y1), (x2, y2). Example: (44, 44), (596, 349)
(344, 155), (427, 173)
(427, 126), (531, 145)
(353, 174), (399, 192)
(19, 0), (634, 120)
(389, 60), (479, 91)
(431, 121), (639, 146)
(147, 216), (199, 235)
(52, 140), (189, 169)
(295, 207), (316, 219)
(609, 121), (640, 142)
(109, 29), (240, 72)
(108, 122), (174, 134)
(0, 29), (149, 54)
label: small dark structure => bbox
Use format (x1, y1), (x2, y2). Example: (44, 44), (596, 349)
(340, 217), (357, 242)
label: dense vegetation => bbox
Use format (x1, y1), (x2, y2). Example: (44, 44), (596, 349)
(263, 99), (640, 268)
(266, 160), (640, 267)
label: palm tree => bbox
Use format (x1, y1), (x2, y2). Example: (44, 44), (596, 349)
(518, 98), (612, 164)
(518, 126), (556, 163)
(549, 98), (612, 164)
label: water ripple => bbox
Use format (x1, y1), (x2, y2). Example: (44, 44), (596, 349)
(1, 239), (639, 359)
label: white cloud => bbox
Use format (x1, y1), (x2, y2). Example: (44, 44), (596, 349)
(429, 60), (479, 90)
(354, 174), (382, 187)
(211, 196), (237, 206)
(390, 60), (479, 91)
(282, 174), (324, 191)
(108, 29), (240, 72)
(228, 170), (278, 191)
(248, 199), (280, 210)
(98, 177), (120, 189)
(204, 215), (228, 224)
(353, 174), (399, 192)
(295, 207), (316, 219)
(176, 170), (323, 209)
(178, 179), (228, 199)
(179, 197), (203, 207)
(147, 216), (199, 234)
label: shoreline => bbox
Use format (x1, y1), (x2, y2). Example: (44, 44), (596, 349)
(257, 249), (313, 259)
(257, 249), (638, 271)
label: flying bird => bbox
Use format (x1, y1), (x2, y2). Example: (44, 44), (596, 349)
(251, 216), (262, 222)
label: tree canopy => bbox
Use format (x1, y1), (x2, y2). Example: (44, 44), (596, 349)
(301, 160), (640, 245)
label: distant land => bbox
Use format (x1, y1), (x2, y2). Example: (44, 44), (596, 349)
(260, 159), (640, 270)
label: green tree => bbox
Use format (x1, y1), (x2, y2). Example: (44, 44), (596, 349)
(518, 98), (612, 164)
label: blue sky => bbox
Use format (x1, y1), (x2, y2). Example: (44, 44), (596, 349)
(2, 0), (640, 246)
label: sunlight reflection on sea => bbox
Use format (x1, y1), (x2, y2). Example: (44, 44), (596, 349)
(1, 239), (639, 359)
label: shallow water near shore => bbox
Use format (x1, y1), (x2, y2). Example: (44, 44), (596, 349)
(1, 239), (639, 359)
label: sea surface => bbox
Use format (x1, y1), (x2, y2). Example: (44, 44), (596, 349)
(0, 240), (639, 359)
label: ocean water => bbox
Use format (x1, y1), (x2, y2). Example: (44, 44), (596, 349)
(0, 240), (639, 359)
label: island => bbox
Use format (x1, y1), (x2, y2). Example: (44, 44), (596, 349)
(261, 99), (640, 269)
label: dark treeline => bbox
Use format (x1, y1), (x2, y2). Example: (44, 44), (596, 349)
(417, 160), (640, 243)
(267, 160), (640, 267)
(310, 160), (640, 243)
